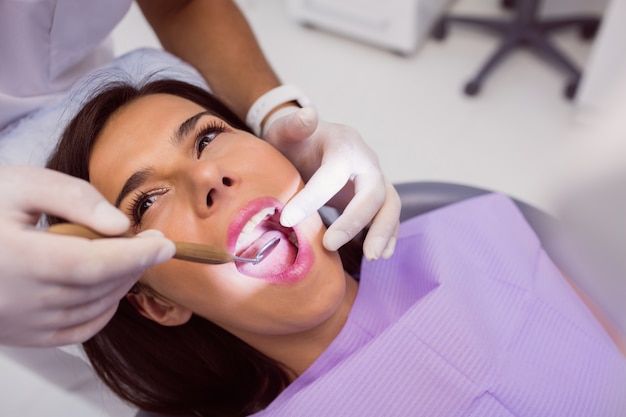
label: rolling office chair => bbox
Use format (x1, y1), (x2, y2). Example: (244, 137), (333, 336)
(431, 0), (601, 99)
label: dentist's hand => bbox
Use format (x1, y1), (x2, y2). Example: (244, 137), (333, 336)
(264, 107), (401, 260)
(0, 166), (175, 347)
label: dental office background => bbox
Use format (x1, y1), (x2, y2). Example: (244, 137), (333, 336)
(2, 0), (624, 416)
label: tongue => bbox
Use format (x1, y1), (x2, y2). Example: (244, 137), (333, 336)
(236, 230), (297, 277)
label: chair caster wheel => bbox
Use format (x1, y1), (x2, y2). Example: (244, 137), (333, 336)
(464, 81), (480, 96)
(501, 0), (516, 10)
(432, 19), (447, 40)
(564, 80), (578, 100)
(580, 21), (600, 40)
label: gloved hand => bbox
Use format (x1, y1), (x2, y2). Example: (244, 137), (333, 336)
(264, 107), (401, 260)
(0, 166), (175, 347)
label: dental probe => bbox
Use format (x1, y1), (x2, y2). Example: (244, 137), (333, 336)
(47, 223), (280, 265)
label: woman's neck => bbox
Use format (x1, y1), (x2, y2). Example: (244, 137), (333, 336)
(251, 271), (359, 377)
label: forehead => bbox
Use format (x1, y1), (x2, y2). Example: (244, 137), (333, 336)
(112, 93), (206, 125)
(94, 93), (207, 156)
(95, 93), (209, 151)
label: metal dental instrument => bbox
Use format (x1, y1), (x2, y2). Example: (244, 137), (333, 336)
(232, 237), (280, 265)
(48, 223), (280, 265)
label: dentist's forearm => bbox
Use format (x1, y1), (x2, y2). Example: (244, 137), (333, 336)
(137, 0), (281, 120)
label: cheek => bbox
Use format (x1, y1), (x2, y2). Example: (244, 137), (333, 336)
(245, 158), (303, 202)
(235, 140), (302, 186)
(141, 261), (220, 304)
(140, 260), (255, 316)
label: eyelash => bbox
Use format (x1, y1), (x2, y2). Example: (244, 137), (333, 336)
(129, 189), (165, 229)
(127, 119), (228, 228)
(195, 120), (227, 157)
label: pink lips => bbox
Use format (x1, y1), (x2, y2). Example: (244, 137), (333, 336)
(227, 197), (313, 285)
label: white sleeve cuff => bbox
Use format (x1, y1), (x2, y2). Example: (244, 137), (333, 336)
(245, 84), (314, 137)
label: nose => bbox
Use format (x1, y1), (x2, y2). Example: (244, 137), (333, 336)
(181, 161), (235, 216)
(205, 176), (234, 207)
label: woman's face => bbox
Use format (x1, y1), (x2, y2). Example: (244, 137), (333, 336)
(88, 93), (347, 342)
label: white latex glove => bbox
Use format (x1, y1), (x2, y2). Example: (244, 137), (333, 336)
(0, 166), (175, 347)
(264, 107), (401, 260)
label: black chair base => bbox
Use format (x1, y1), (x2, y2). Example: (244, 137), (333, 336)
(432, 0), (601, 99)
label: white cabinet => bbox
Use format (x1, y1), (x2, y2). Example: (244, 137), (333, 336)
(285, 0), (452, 54)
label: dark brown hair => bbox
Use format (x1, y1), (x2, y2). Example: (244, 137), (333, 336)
(47, 80), (292, 417)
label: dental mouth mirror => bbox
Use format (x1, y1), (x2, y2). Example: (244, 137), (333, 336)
(47, 223), (280, 265)
(231, 237), (280, 265)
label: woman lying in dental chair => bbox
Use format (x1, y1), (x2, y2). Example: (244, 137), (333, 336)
(46, 77), (626, 417)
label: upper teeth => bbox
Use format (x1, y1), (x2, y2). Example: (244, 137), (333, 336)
(237, 207), (276, 248)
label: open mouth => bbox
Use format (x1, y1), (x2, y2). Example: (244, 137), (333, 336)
(228, 198), (304, 282)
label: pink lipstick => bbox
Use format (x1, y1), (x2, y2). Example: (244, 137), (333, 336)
(227, 197), (313, 284)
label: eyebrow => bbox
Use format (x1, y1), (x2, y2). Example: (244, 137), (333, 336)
(114, 168), (153, 208)
(172, 110), (213, 144)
